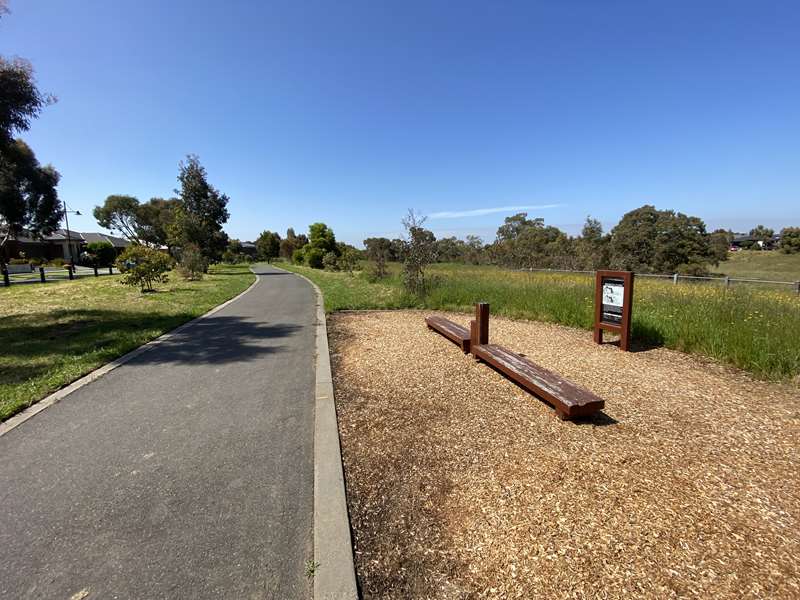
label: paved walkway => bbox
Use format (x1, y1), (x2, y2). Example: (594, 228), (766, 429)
(0, 265), (316, 599)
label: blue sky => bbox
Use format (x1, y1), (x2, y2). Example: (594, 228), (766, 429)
(1, 1), (798, 246)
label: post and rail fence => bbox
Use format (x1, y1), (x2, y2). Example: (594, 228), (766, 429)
(1, 264), (117, 287)
(514, 267), (800, 294)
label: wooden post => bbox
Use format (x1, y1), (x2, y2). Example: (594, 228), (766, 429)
(593, 321), (603, 345)
(109, 266), (113, 275)
(619, 277), (634, 352)
(39, 266), (45, 283)
(93, 265), (99, 277)
(67, 265), (74, 280)
(2, 268), (9, 287)
(795, 281), (800, 295)
(470, 320), (479, 349)
(475, 302), (489, 345)
(724, 276), (730, 288)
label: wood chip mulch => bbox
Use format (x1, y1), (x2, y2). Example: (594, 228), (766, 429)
(328, 310), (800, 599)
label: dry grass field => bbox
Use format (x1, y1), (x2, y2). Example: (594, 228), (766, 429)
(280, 261), (800, 381)
(329, 310), (800, 599)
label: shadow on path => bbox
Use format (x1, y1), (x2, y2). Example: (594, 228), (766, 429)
(133, 316), (303, 366)
(1, 309), (303, 387)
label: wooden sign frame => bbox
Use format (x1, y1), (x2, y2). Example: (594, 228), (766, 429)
(593, 270), (634, 351)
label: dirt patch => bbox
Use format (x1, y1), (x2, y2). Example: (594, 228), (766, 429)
(329, 310), (800, 599)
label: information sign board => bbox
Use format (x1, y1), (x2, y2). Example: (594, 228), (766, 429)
(594, 271), (634, 351)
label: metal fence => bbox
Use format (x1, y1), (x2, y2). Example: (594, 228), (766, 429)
(2, 265), (119, 287)
(516, 267), (800, 294)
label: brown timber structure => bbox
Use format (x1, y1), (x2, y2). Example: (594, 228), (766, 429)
(427, 303), (605, 420)
(425, 315), (471, 353)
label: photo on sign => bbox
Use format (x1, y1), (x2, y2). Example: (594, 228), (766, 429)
(601, 278), (624, 325)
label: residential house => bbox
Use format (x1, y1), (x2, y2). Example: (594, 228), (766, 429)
(2, 229), (131, 264)
(730, 233), (782, 251)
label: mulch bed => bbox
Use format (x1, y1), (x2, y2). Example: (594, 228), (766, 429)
(328, 310), (800, 599)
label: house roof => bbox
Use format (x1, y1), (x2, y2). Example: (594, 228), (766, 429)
(81, 232), (108, 244)
(10, 232), (48, 244)
(16, 229), (131, 247)
(42, 228), (85, 241)
(81, 232), (131, 247)
(733, 234), (782, 243)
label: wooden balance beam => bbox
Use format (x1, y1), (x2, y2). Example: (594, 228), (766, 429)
(468, 302), (605, 420)
(425, 315), (471, 353)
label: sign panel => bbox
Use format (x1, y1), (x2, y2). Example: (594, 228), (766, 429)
(593, 270), (634, 351)
(601, 277), (624, 325)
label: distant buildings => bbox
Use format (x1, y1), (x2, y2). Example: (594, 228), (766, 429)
(241, 241), (257, 257)
(2, 229), (130, 264)
(730, 233), (782, 251)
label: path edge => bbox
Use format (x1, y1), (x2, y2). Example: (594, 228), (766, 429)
(276, 266), (359, 599)
(0, 272), (261, 438)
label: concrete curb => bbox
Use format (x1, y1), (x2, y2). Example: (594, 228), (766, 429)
(275, 266), (359, 599)
(0, 272), (261, 438)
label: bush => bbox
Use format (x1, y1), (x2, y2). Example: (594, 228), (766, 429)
(29, 257), (44, 266)
(305, 247), (324, 269)
(322, 251), (339, 271)
(780, 227), (800, 254)
(292, 248), (305, 265)
(401, 210), (436, 295)
(221, 247), (251, 264)
(177, 243), (208, 281)
(677, 261), (711, 276)
(86, 241), (117, 267)
(8, 258), (29, 265)
(116, 245), (173, 292)
(49, 258), (66, 267)
(221, 249), (238, 264)
(339, 248), (359, 275)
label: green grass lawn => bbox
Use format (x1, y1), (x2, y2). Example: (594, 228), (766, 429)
(280, 261), (800, 381)
(711, 250), (800, 282)
(0, 264), (254, 422)
(277, 261), (409, 311)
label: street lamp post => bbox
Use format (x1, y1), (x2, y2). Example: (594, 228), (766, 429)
(63, 204), (82, 265)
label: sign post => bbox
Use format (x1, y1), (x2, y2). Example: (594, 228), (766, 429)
(594, 270), (634, 351)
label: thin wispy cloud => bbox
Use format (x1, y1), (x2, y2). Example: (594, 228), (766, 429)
(428, 204), (564, 219)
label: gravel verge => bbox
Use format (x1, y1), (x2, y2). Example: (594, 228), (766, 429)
(329, 310), (800, 599)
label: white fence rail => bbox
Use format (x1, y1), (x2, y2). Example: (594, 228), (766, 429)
(515, 268), (800, 294)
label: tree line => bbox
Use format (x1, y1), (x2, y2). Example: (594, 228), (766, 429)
(239, 224), (360, 273)
(363, 206), (800, 276)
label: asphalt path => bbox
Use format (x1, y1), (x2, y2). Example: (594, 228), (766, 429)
(0, 264), (316, 599)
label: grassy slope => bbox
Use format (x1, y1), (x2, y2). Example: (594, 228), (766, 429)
(281, 261), (800, 381)
(711, 250), (800, 281)
(0, 264), (254, 421)
(278, 262), (410, 311)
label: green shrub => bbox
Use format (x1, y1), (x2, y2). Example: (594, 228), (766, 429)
(221, 249), (238, 264)
(305, 247), (324, 269)
(86, 241), (117, 267)
(322, 251), (339, 271)
(292, 248), (305, 265)
(677, 261), (711, 276)
(177, 243), (207, 280)
(49, 258), (66, 267)
(339, 248), (359, 275)
(116, 245), (173, 292)
(8, 258), (29, 265)
(781, 227), (800, 254)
